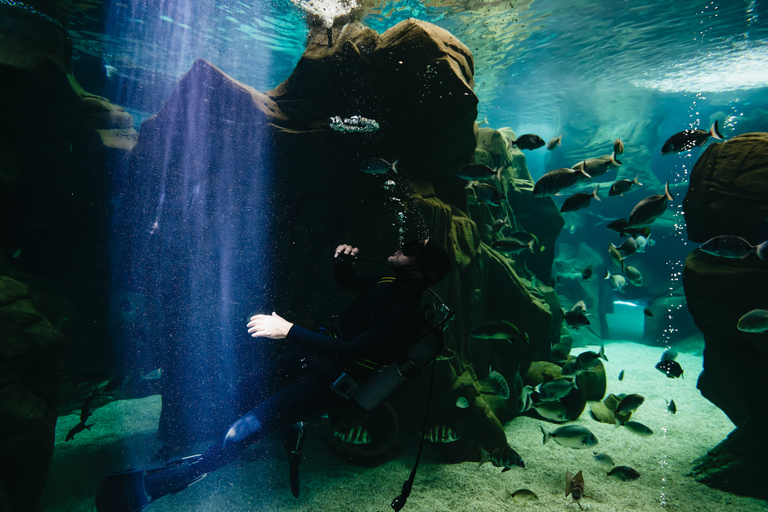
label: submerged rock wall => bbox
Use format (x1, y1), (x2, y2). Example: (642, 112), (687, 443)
(683, 133), (768, 499)
(116, 18), (564, 461)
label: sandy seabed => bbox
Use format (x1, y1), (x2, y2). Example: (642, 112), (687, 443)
(42, 340), (768, 512)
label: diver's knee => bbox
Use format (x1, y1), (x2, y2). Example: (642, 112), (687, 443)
(225, 412), (263, 444)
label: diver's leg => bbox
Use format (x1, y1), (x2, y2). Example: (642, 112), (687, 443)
(140, 372), (325, 504)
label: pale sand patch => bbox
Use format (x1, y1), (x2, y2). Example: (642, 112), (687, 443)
(42, 341), (768, 511)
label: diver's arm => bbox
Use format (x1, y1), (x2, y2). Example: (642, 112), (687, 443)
(286, 307), (423, 358)
(247, 312), (293, 339)
(333, 244), (381, 291)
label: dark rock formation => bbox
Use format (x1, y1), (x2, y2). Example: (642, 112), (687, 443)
(683, 133), (768, 243)
(1, 4), (137, 509)
(682, 133), (768, 499)
(0, 276), (66, 511)
(117, 18), (565, 462)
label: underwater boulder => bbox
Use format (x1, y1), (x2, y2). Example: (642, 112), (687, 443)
(267, 18), (478, 187)
(683, 155), (768, 498)
(684, 132), (768, 243)
(0, 277), (66, 512)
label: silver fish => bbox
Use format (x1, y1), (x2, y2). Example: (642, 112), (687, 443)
(565, 470), (585, 506)
(505, 488), (538, 503)
(487, 370), (511, 400)
(574, 152), (622, 179)
(547, 134), (563, 150)
(698, 236), (768, 260)
(604, 270), (627, 292)
(492, 238), (535, 254)
(593, 452), (615, 470)
(613, 138), (624, 155)
(661, 121), (723, 155)
(470, 182), (505, 206)
(536, 377), (578, 402)
(533, 401), (569, 422)
(608, 465), (641, 481)
(627, 182), (674, 228)
(560, 186), (601, 213)
(616, 393), (645, 414)
(624, 265), (643, 286)
(359, 158), (398, 174)
(615, 237), (638, 257)
(456, 396), (470, 409)
(619, 420), (653, 436)
(533, 167), (592, 197)
(737, 309), (768, 332)
(609, 175), (642, 196)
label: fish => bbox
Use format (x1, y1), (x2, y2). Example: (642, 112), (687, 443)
(456, 396), (470, 409)
(492, 216), (510, 233)
(574, 152), (622, 179)
(593, 452), (615, 469)
(581, 265), (593, 280)
(698, 236), (768, 260)
(334, 426), (372, 444)
(565, 469), (586, 508)
(661, 121), (723, 155)
(573, 345), (608, 372)
(634, 234), (652, 252)
(536, 377), (578, 402)
(467, 181), (505, 206)
(624, 265), (643, 286)
(533, 167), (592, 197)
(359, 158), (398, 174)
(506, 231), (543, 252)
(492, 238), (535, 254)
(563, 301), (590, 330)
(614, 138), (624, 155)
(477, 116), (489, 126)
(615, 237), (639, 257)
(66, 394), (95, 442)
(627, 182), (674, 227)
(609, 243), (625, 269)
(541, 425), (598, 449)
(510, 133), (546, 150)
(487, 370), (511, 400)
(608, 465), (641, 481)
(65, 421), (92, 442)
(606, 219), (651, 238)
(616, 393), (645, 414)
(533, 401), (569, 422)
(547, 135), (563, 150)
(504, 488), (538, 503)
(737, 309), (768, 333)
(470, 320), (528, 342)
(618, 420), (653, 436)
(560, 186), (601, 213)
(655, 349), (683, 378)
(666, 399), (677, 414)
(618, 370), (625, 381)
(480, 445), (525, 470)
(604, 270), (627, 292)
(424, 425), (460, 443)
(456, 163), (501, 181)
(609, 175), (642, 196)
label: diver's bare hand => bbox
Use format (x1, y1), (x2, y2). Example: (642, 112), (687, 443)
(247, 312), (293, 339)
(334, 244), (359, 258)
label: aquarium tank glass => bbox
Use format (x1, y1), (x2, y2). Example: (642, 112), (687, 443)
(1, 0), (768, 511)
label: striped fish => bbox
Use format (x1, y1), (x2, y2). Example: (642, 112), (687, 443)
(334, 426), (372, 445)
(424, 425), (460, 443)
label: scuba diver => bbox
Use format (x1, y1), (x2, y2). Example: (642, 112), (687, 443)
(96, 238), (452, 512)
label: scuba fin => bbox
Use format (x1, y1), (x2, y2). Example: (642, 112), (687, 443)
(95, 454), (205, 512)
(281, 421), (306, 498)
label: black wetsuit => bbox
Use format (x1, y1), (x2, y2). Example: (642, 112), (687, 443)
(166, 255), (429, 480)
